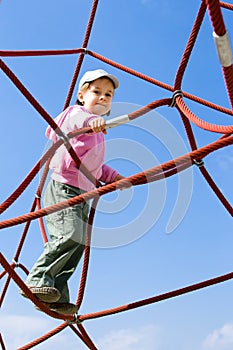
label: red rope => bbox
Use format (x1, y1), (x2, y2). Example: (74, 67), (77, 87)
(177, 97), (233, 133)
(206, 0), (233, 109)
(17, 323), (68, 350)
(76, 198), (99, 309)
(78, 271), (233, 322)
(179, 109), (232, 214)
(174, 0), (207, 90)
(220, 1), (233, 11)
(35, 160), (51, 244)
(70, 324), (98, 350)
(0, 48), (83, 57)
(0, 141), (60, 214)
(1, 47), (233, 117)
(0, 333), (6, 350)
(222, 65), (233, 108)
(63, 0), (99, 110)
(1, 133), (232, 231)
(0, 253), (75, 322)
(206, 0), (226, 36)
(0, 59), (100, 189)
(1, 1), (233, 349)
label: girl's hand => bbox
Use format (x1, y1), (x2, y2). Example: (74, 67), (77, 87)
(89, 117), (107, 134)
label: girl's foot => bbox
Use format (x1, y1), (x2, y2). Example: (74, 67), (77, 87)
(48, 302), (78, 315)
(35, 302), (78, 315)
(20, 286), (61, 303)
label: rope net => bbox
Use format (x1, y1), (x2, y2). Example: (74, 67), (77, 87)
(1, 1), (233, 349)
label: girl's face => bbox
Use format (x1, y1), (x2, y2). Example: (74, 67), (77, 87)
(78, 78), (114, 116)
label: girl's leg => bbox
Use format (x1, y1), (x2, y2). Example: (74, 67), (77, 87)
(25, 180), (89, 303)
(54, 243), (85, 303)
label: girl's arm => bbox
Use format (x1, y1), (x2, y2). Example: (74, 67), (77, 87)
(114, 174), (125, 181)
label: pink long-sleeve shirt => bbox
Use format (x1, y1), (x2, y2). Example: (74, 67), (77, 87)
(45, 105), (118, 191)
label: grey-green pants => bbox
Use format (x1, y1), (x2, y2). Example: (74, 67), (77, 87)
(25, 179), (90, 303)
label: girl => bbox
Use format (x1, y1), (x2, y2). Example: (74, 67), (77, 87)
(21, 69), (125, 314)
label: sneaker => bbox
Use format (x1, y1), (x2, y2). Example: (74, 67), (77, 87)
(48, 302), (78, 315)
(20, 286), (61, 303)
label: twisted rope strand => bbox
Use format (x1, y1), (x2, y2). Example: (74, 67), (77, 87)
(2, 1), (233, 349)
(1, 133), (232, 231)
(78, 271), (233, 322)
(63, 0), (99, 109)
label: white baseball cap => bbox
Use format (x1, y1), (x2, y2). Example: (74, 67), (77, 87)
(78, 69), (119, 90)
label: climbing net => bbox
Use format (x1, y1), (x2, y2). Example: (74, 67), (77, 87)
(1, 1), (233, 349)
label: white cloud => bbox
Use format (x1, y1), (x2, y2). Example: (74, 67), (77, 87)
(97, 324), (161, 350)
(0, 313), (78, 350)
(216, 154), (233, 172)
(0, 313), (161, 350)
(1, 314), (46, 349)
(202, 323), (233, 350)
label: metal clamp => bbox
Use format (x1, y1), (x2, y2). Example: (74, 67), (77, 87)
(12, 259), (20, 268)
(83, 48), (89, 55)
(193, 159), (204, 168)
(170, 90), (183, 107)
(58, 132), (70, 145)
(105, 114), (130, 129)
(213, 30), (233, 67)
(66, 314), (82, 324)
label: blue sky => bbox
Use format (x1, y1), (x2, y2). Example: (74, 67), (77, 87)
(1, 0), (233, 349)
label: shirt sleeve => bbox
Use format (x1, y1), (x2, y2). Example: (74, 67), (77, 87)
(99, 164), (119, 184)
(69, 107), (97, 129)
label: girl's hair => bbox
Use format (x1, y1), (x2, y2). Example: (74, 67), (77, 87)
(75, 82), (90, 105)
